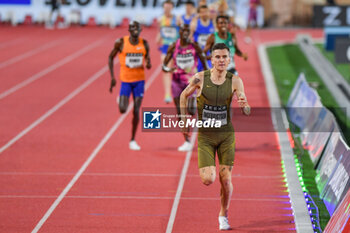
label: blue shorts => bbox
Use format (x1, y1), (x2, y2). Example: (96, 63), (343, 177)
(120, 80), (145, 98)
(159, 44), (170, 54)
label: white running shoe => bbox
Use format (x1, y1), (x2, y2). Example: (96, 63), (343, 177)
(219, 216), (232, 231)
(178, 141), (192, 152)
(129, 140), (141, 151)
(164, 94), (172, 104)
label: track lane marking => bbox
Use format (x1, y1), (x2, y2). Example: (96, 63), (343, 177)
(30, 66), (161, 233)
(0, 38), (67, 69)
(0, 195), (289, 202)
(0, 37), (107, 100)
(0, 38), (24, 49)
(0, 171), (284, 179)
(0, 63), (113, 154)
(166, 131), (197, 233)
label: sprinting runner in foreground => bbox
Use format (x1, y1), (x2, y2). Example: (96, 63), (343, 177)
(204, 15), (248, 76)
(162, 24), (208, 152)
(108, 21), (151, 151)
(179, 43), (250, 230)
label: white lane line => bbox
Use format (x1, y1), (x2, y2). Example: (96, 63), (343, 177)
(30, 66), (161, 233)
(0, 37), (106, 100)
(0, 171), (284, 179)
(0, 172), (179, 177)
(0, 195), (288, 202)
(258, 44), (314, 233)
(166, 131), (197, 233)
(0, 64), (111, 154)
(0, 38), (66, 69)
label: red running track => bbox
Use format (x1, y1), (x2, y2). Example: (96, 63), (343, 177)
(0, 26), (323, 233)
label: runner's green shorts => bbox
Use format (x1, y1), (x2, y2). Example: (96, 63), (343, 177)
(197, 131), (235, 168)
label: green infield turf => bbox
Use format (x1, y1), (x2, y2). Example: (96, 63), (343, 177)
(267, 44), (350, 143)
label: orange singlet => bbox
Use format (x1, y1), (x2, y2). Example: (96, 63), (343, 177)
(118, 36), (146, 83)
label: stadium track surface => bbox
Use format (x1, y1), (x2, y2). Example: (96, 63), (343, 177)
(0, 26), (322, 233)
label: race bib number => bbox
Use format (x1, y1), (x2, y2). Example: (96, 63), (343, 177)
(197, 34), (210, 48)
(125, 53), (143, 68)
(202, 104), (228, 125)
(161, 27), (177, 39)
(176, 53), (194, 71)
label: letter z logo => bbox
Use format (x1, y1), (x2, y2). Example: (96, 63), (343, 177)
(323, 6), (341, 26)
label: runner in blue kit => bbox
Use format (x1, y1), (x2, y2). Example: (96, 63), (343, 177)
(180, 0), (196, 25)
(156, 0), (181, 104)
(190, 4), (215, 72)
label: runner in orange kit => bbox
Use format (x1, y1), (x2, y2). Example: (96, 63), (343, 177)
(108, 21), (151, 150)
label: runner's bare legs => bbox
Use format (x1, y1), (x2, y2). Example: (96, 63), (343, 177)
(161, 54), (172, 103)
(119, 96), (143, 141)
(219, 165), (233, 217)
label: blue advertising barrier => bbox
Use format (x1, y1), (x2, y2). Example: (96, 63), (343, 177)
(287, 73), (306, 108)
(287, 74), (322, 130)
(287, 72), (350, 218)
(324, 27), (350, 51)
(303, 108), (336, 165)
(316, 130), (344, 197)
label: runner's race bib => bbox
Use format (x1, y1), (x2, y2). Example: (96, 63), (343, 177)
(197, 34), (210, 48)
(125, 53), (143, 68)
(161, 27), (177, 39)
(202, 104), (227, 125)
(176, 53), (194, 71)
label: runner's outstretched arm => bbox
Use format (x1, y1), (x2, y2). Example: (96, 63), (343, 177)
(233, 76), (251, 116)
(232, 33), (248, 61)
(108, 38), (123, 93)
(143, 39), (152, 69)
(189, 17), (198, 40)
(162, 43), (176, 72)
(180, 73), (203, 135)
(176, 15), (182, 26)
